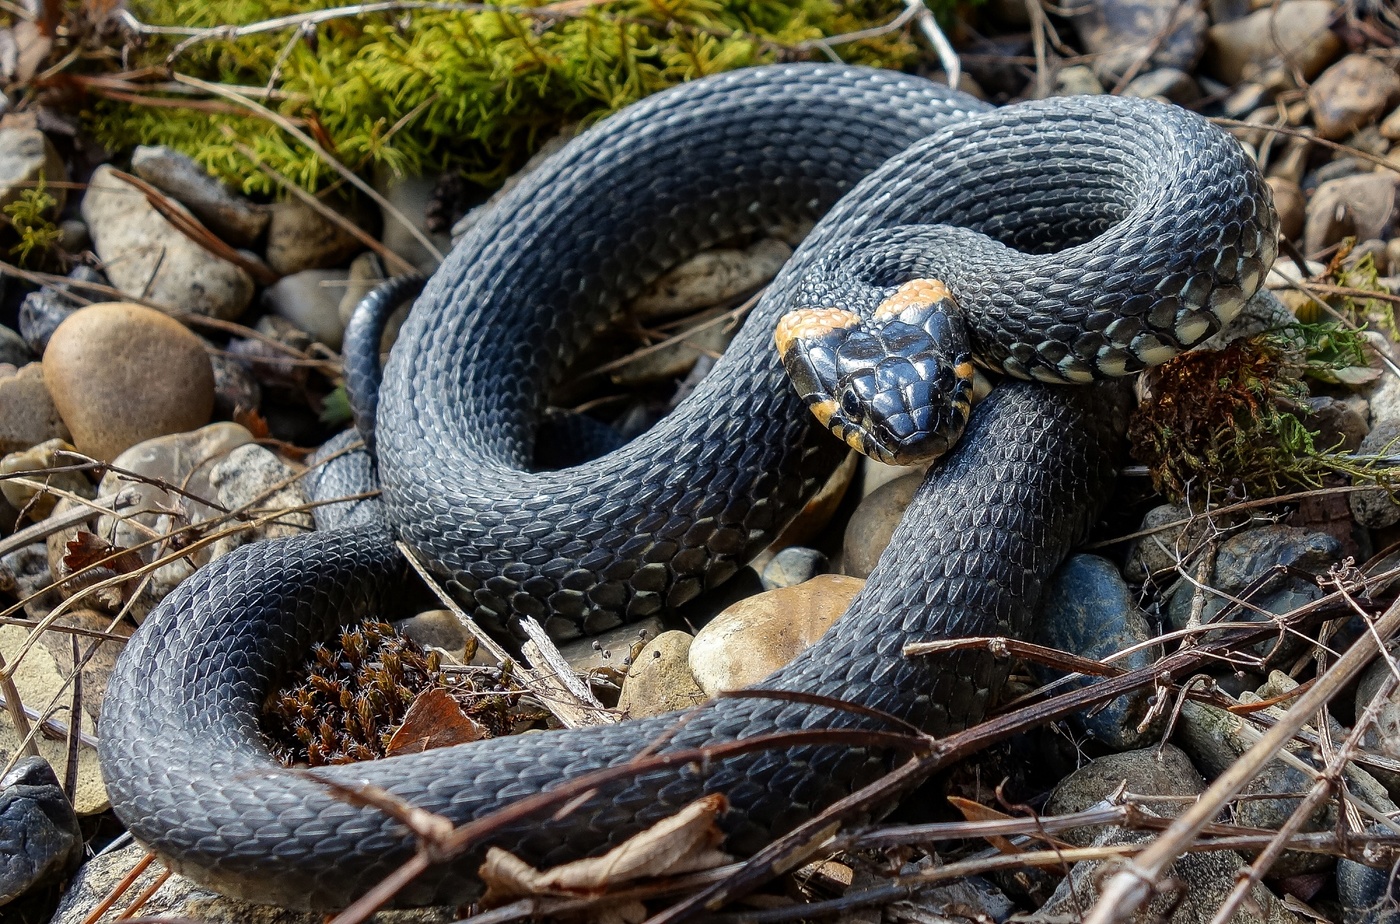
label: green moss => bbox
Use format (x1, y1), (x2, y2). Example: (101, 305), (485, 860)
(85, 0), (937, 196)
(2, 176), (61, 268)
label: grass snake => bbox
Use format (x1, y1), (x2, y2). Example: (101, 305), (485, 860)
(98, 64), (1278, 909)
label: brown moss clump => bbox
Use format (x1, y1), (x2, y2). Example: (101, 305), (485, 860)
(1129, 339), (1316, 502)
(263, 620), (444, 766)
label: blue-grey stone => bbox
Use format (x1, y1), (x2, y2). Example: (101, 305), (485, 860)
(761, 546), (828, 590)
(1038, 554), (1163, 749)
(0, 756), (82, 905)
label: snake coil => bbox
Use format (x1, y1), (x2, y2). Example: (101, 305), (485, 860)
(99, 64), (1277, 909)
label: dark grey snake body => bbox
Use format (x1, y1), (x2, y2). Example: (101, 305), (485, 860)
(98, 65), (1277, 909)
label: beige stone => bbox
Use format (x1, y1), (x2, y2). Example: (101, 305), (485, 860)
(688, 574), (864, 695)
(617, 631), (707, 717)
(1264, 177), (1305, 242)
(42, 303), (215, 462)
(0, 362), (69, 456)
(841, 472), (922, 579)
(1307, 54), (1400, 140)
(1204, 1), (1340, 85)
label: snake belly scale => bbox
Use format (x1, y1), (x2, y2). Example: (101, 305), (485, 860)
(98, 64), (1277, 909)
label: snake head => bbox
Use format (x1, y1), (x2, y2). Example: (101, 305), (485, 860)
(775, 279), (975, 466)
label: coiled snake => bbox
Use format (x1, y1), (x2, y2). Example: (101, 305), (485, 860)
(97, 64), (1278, 909)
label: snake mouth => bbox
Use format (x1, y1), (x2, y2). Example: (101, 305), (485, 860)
(776, 280), (975, 465)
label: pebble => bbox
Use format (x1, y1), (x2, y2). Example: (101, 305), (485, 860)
(1045, 744), (1202, 845)
(0, 438), (92, 519)
(0, 623), (106, 813)
(1123, 502), (1204, 583)
(1383, 104), (1400, 141)
(48, 842), (455, 924)
(18, 267), (109, 357)
(0, 323), (28, 366)
(130, 145), (270, 248)
(1338, 839), (1400, 924)
(34, 608), (132, 723)
(42, 303), (215, 461)
(1166, 525), (1342, 649)
(204, 443), (314, 561)
(1037, 555), (1163, 748)
(262, 269), (351, 349)
(2, 541), (61, 620)
(1307, 395), (1369, 453)
(632, 239), (791, 320)
(1121, 67), (1200, 104)
(1265, 177), (1306, 242)
(1069, 0), (1207, 80)
(73, 424), (253, 607)
(57, 218), (88, 252)
(264, 196), (368, 275)
(1204, 0), (1340, 85)
(1053, 65), (1105, 96)
(1307, 54), (1400, 141)
(617, 630), (707, 718)
(81, 166), (255, 320)
(760, 546), (828, 590)
(0, 362), (70, 456)
(842, 472), (921, 579)
(374, 168), (451, 273)
(0, 756), (82, 905)
(1353, 421), (1400, 527)
(688, 574), (864, 695)
(209, 352), (261, 420)
(393, 610), (473, 663)
(1304, 174), (1399, 266)
(0, 126), (65, 213)
(338, 252), (386, 327)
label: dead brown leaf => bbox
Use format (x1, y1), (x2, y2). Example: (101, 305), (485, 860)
(479, 794), (733, 910)
(63, 531), (144, 579)
(232, 406), (271, 441)
(385, 688), (487, 756)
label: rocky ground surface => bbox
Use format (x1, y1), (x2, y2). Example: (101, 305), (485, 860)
(3, 0), (1400, 922)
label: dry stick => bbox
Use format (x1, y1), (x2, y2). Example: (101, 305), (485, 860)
(1210, 118), (1400, 177)
(0, 691), (99, 746)
(1083, 595), (1400, 924)
(518, 616), (615, 726)
(902, 0), (960, 88)
(171, 73), (442, 267)
(78, 850), (156, 924)
(0, 650), (37, 759)
(1208, 670), (1400, 924)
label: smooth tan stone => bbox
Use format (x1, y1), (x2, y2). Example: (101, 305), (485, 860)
(42, 303), (214, 461)
(689, 574), (864, 695)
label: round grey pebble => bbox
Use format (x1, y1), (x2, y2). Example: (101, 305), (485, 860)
(760, 546), (828, 590)
(0, 324), (28, 366)
(1352, 420), (1400, 528)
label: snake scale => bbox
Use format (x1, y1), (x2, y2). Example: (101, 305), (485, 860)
(97, 64), (1277, 909)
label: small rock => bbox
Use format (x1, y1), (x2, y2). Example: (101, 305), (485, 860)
(0, 126), (64, 213)
(1204, 0), (1340, 85)
(42, 303), (215, 461)
(556, 616), (666, 675)
(1307, 55), (1400, 141)
(1037, 555), (1163, 748)
(374, 168), (451, 273)
(0, 363), (70, 456)
(761, 546), (828, 590)
(56, 218), (87, 252)
(1266, 177), (1306, 242)
(1053, 64), (1105, 96)
(204, 443), (313, 560)
(0, 624), (106, 814)
(264, 196), (368, 275)
(0, 438), (92, 519)
(2, 541), (61, 620)
(0, 756), (82, 906)
(130, 145), (270, 248)
(209, 353), (261, 419)
(49, 841), (455, 924)
(1123, 503), (1205, 583)
(81, 166), (254, 320)
(1338, 837), (1400, 924)
(337, 251), (386, 328)
(632, 239), (791, 320)
(34, 608), (132, 723)
(1071, 0), (1207, 80)
(1121, 67), (1200, 103)
(1306, 395), (1368, 452)
(393, 610), (472, 663)
(842, 472), (922, 578)
(1045, 744), (1202, 845)
(0, 325), (27, 366)
(262, 269), (350, 349)
(1352, 420), (1400, 528)
(617, 631), (707, 718)
(17, 266), (109, 356)
(1307, 156), (1371, 191)
(689, 574), (864, 695)
(1304, 173), (1399, 260)
(1236, 759), (1336, 876)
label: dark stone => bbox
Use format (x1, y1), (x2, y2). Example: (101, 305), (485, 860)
(0, 756), (82, 906)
